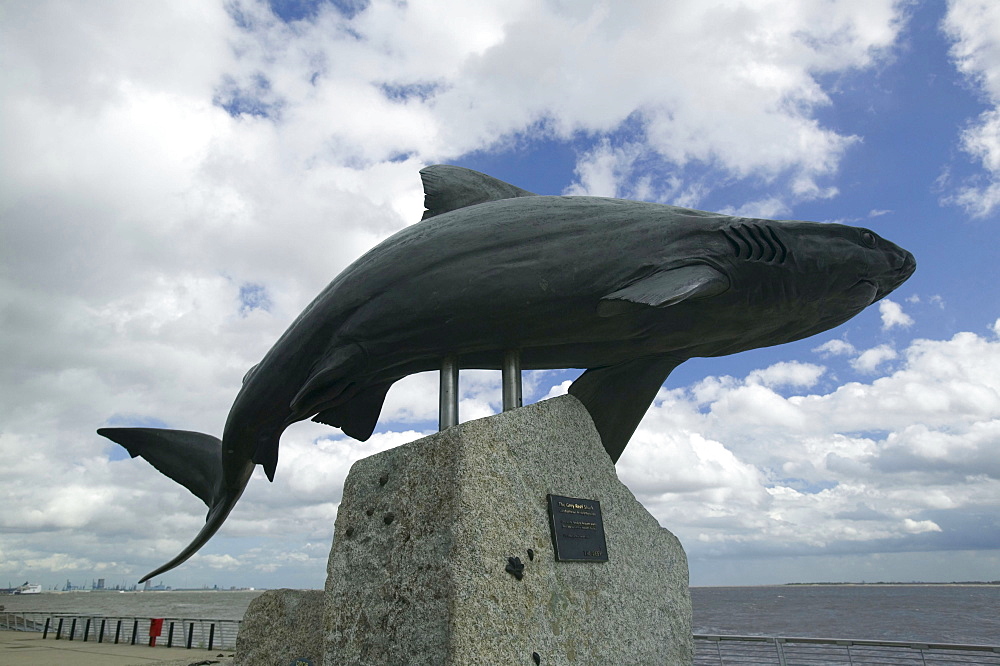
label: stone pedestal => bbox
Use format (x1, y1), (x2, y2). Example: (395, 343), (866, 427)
(235, 588), (324, 665)
(325, 394), (692, 665)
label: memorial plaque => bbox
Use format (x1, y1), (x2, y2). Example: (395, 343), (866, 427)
(547, 494), (608, 562)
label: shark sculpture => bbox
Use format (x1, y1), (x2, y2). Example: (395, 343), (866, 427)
(99, 165), (915, 581)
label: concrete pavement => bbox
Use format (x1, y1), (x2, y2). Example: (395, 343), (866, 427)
(0, 630), (235, 665)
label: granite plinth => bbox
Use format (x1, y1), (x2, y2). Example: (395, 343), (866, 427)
(235, 588), (324, 666)
(325, 394), (692, 665)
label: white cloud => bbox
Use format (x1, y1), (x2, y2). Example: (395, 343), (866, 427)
(747, 362), (825, 389)
(902, 518), (943, 534)
(943, 0), (1000, 216)
(620, 331), (1000, 562)
(813, 339), (858, 356)
(0, 0), (985, 589)
(851, 344), (898, 373)
(879, 299), (914, 330)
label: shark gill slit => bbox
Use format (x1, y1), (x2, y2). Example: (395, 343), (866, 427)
(722, 229), (740, 257)
(727, 223), (788, 265)
(723, 228), (748, 259)
(764, 225), (788, 263)
(747, 225), (771, 261)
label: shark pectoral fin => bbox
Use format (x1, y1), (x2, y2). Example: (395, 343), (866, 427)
(419, 165), (537, 219)
(568, 356), (684, 463)
(312, 381), (394, 441)
(97, 428), (222, 508)
(597, 264), (729, 317)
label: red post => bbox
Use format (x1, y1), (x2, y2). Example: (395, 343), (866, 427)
(148, 618), (164, 647)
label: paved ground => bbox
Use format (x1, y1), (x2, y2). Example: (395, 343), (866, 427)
(0, 630), (235, 665)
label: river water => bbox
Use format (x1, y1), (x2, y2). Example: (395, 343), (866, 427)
(1, 590), (264, 621)
(3, 585), (998, 645)
(689, 585), (1000, 645)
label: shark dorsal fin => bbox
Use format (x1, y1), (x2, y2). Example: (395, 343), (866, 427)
(420, 165), (537, 219)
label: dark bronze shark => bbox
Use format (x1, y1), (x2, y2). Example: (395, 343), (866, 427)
(98, 165), (915, 581)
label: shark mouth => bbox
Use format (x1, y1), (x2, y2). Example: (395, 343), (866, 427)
(856, 279), (881, 304)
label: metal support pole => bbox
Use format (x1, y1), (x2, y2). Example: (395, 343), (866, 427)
(502, 349), (522, 411)
(439, 356), (459, 430)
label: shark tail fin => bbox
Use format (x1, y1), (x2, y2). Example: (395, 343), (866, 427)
(98, 428), (222, 507)
(97, 427), (253, 582)
(132, 473), (251, 583)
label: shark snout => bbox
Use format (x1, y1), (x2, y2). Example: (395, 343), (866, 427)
(896, 249), (916, 277)
(874, 245), (916, 300)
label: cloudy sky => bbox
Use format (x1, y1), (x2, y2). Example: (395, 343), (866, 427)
(2, 0), (999, 590)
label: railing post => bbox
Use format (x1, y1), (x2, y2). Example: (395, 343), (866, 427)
(208, 623), (215, 650)
(55, 617), (64, 639)
(439, 356), (459, 430)
(83, 617), (91, 641)
(42, 617), (51, 639)
(186, 621), (194, 648)
(502, 349), (522, 411)
(68, 618), (77, 640)
(131, 619), (138, 645)
(774, 637), (787, 666)
(98, 618), (106, 643)
(114, 619), (122, 644)
(167, 620), (175, 647)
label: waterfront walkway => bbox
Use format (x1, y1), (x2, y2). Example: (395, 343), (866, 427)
(0, 630), (234, 665)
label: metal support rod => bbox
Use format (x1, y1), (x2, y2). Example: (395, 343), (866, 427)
(439, 356), (459, 430)
(502, 349), (522, 412)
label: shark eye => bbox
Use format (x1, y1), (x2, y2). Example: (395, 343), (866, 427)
(861, 231), (877, 248)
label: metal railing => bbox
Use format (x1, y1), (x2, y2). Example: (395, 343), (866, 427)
(1, 610), (241, 650)
(6, 613), (998, 662)
(695, 634), (1000, 665)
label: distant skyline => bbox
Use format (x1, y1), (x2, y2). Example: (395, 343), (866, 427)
(2, 0), (999, 589)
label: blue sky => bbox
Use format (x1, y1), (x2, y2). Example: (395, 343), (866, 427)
(2, 0), (999, 590)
